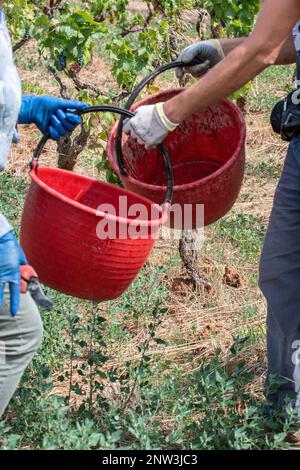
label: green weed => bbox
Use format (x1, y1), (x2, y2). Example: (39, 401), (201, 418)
(216, 212), (266, 263)
(248, 66), (295, 113)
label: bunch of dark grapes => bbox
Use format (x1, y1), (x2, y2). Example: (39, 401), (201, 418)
(24, 26), (30, 40)
(77, 52), (84, 68)
(57, 52), (66, 71)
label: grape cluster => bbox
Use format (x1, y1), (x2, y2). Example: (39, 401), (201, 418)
(24, 26), (30, 40)
(77, 52), (84, 68)
(57, 52), (66, 71)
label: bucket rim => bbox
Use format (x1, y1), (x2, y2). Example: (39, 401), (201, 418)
(107, 89), (246, 193)
(29, 166), (169, 228)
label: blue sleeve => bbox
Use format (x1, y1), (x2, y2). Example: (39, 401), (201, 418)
(0, 213), (12, 238)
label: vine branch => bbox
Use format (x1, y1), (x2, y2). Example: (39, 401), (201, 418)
(47, 65), (69, 99)
(179, 230), (212, 290)
(68, 70), (106, 98)
(13, 37), (30, 52)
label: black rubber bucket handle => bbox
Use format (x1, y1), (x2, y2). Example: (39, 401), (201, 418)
(116, 60), (184, 178)
(31, 105), (174, 205)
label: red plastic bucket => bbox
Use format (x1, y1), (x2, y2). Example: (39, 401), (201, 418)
(108, 88), (246, 229)
(20, 106), (172, 301)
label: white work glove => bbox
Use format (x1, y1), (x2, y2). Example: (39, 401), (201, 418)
(176, 39), (224, 79)
(123, 103), (179, 148)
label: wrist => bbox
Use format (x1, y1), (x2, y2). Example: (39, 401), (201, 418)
(220, 37), (247, 57)
(156, 102), (179, 132)
(210, 39), (225, 60)
(163, 100), (185, 125)
(18, 95), (36, 125)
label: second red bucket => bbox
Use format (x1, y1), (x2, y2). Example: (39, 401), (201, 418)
(107, 87), (246, 229)
(20, 106), (173, 301)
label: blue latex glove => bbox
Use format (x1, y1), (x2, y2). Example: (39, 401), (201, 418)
(18, 96), (87, 140)
(0, 231), (28, 317)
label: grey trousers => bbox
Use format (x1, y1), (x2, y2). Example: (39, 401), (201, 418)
(0, 287), (43, 418)
(259, 137), (300, 413)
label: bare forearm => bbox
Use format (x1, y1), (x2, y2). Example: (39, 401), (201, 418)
(220, 37), (246, 55)
(220, 35), (296, 65)
(165, 0), (300, 123)
(275, 35), (296, 64)
(165, 42), (268, 122)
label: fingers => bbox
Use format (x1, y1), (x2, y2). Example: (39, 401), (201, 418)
(123, 118), (146, 146)
(176, 45), (194, 79)
(123, 118), (130, 135)
(56, 109), (81, 132)
(49, 114), (67, 139)
(9, 281), (20, 317)
(49, 126), (61, 141)
(56, 110), (74, 132)
(180, 60), (210, 79)
(0, 284), (4, 310)
(65, 112), (82, 125)
(58, 100), (88, 111)
(18, 245), (28, 266)
(49, 110), (83, 140)
(176, 59), (210, 79)
(187, 60), (210, 75)
(175, 66), (184, 80)
(122, 105), (169, 148)
(134, 135), (145, 146)
(180, 45), (198, 64)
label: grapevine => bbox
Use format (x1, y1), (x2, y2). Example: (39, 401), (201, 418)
(7, 0), (260, 170)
